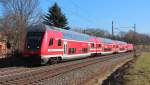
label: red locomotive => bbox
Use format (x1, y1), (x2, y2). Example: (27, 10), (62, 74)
(23, 25), (133, 64)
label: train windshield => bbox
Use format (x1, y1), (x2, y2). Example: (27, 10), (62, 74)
(26, 32), (44, 50)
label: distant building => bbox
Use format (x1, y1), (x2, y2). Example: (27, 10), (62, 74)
(0, 41), (7, 56)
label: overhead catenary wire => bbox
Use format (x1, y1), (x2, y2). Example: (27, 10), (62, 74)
(57, 0), (97, 28)
(69, 0), (96, 24)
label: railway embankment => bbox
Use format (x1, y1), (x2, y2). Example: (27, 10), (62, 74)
(83, 53), (134, 85)
(101, 52), (150, 85)
(0, 53), (133, 85)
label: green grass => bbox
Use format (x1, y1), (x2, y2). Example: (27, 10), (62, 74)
(124, 52), (150, 85)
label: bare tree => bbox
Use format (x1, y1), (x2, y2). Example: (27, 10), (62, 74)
(0, 0), (40, 25)
(0, 0), (40, 52)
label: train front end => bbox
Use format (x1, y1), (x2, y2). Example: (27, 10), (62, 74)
(23, 31), (45, 64)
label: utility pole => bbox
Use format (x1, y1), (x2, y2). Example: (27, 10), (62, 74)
(133, 24), (137, 57)
(112, 21), (114, 39)
(133, 24), (136, 34)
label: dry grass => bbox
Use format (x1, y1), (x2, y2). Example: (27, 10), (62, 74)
(123, 52), (150, 85)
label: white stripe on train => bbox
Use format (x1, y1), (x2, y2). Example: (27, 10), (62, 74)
(48, 49), (64, 52)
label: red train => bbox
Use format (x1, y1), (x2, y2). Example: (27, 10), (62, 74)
(23, 25), (133, 64)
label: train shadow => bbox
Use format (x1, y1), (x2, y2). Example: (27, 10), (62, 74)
(0, 55), (98, 68)
(0, 56), (40, 68)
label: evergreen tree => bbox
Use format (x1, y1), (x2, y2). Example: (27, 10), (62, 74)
(43, 3), (69, 29)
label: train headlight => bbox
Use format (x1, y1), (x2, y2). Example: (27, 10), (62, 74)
(27, 46), (30, 48)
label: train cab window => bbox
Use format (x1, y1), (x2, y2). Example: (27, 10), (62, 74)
(91, 43), (94, 48)
(49, 38), (53, 46)
(26, 32), (44, 50)
(58, 39), (62, 46)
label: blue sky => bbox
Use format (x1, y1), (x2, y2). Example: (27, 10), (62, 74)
(39, 0), (150, 34)
(0, 0), (150, 34)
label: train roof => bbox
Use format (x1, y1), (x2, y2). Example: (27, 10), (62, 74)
(27, 24), (46, 32)
(117, 41), (127, 44)
(27, 25), (128, 44)
(98, 37), (114, 44)
(103, 38), (114, 44)
(45, 25), (92, 41)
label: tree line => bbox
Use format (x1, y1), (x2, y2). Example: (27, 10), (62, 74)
(83, 29), (150, 45)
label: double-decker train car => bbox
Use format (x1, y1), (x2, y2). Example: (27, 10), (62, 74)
(24, 25), (93, 64)
(89, 37), (98, 56)
(23, 25), (133, 64)
(117, 41), (128, 53)
(98, 38), (114, 55)
(126, 44), (134, 52)
(112, 40), (120, 53)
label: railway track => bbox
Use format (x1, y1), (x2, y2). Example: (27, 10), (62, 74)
(0, 67), (18, 72)
(0, 67), (31, 76)
(0, 53), (133, 85)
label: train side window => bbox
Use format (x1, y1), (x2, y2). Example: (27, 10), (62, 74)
(58, 39), (62, 46)
(72, 48), (76, 54)
(49, 38), (53, 46)
(68, 48), (76, 54)
(74, 48), (76, 54)
(98, 44), (101, 48)
(68, 48), (71, 54)
(91, 43), (94, 48)
(82, 48), (88, 53)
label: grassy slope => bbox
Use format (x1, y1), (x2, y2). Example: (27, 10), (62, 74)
(124, 52), (150, 85)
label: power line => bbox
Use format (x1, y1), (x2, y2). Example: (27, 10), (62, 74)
(112, 21), (114, 38)
(68, 0), (96, 24)
(60, 6), (94, 27)
(45, 0), (94, 27)
(59, 4), (96, 27)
